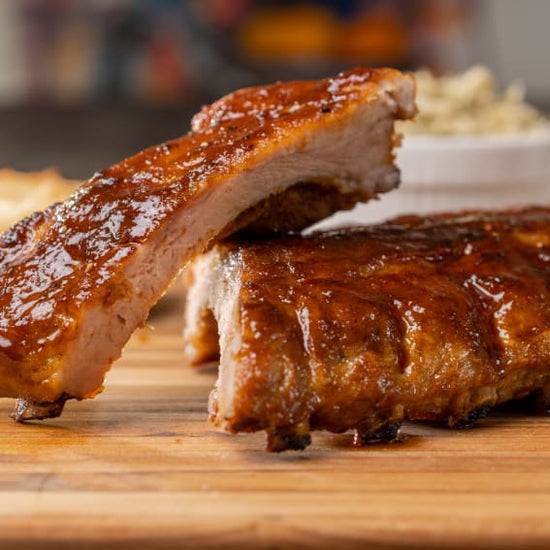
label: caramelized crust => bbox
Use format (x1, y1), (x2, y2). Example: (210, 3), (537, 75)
(0, 67), (415, 413)
(183, 207), (550, 451)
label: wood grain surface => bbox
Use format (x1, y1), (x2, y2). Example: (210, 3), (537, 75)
(0, 291), (549, 550)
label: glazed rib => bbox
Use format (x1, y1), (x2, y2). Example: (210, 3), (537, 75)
(0, 68), (415, 418)
(183, 207), (550, 451)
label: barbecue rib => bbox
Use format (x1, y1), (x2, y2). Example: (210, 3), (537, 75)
(0, 68), (415, 419)
(183, 207), (550, 451)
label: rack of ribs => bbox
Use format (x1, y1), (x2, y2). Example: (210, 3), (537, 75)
(0, 68), (416, 420)
(183, 207), (550, 451)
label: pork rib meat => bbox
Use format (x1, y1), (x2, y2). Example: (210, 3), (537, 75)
(0, 68), (415, 419)
(183, 207), (550, 451)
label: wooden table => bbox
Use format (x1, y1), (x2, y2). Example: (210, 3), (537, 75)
(1, 292), (549, 550)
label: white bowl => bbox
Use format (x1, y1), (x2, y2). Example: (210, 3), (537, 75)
(316, 127), (550, 228)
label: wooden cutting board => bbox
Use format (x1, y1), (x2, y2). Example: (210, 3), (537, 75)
(0, 293), (549, 550)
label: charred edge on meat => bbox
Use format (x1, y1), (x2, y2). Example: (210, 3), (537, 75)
(12, 394), (70, 422)
(266, 423), (312, 452)
(536, 385), (550, 415)
(354, 422), (402, 446)
(449, 403), (493, 430)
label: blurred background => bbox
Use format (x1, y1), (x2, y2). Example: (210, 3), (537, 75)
(0, 0), (549, 179)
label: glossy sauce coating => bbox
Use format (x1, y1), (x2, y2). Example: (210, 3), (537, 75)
(0, 67), (409, 402)
(206, 207), (550, 449)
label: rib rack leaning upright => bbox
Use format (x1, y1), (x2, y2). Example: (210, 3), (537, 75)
(0, 68), (416, 420)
